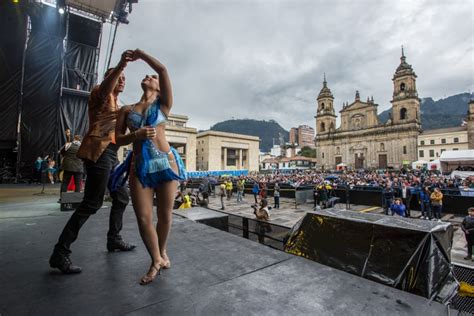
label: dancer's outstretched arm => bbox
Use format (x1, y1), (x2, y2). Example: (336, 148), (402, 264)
(134, 49), (173, 114)
(98, 50), (134, 99)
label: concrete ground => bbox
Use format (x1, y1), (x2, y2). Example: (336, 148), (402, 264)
(207, 192), (474, 268)
(0, 184), (446, 315)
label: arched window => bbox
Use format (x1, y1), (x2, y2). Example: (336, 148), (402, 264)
(380, 143), (385, 151)
(320, 122), (326, 132)
(400, 82), (406, 91)
(321, 103), (325, 110)
(400, 108), (407, 120)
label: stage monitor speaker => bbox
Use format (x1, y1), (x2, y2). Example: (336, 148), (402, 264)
(284, 210), (458, 303)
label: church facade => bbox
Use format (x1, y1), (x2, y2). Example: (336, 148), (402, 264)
(315, 51), (422, 169)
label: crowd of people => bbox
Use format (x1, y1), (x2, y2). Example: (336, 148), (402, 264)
(177, 168), (474, 224)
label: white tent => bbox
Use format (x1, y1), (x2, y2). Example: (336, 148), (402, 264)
(439, 150), (474, 172)
(428, 159), (441, 171)
(412, 160), (428, 169)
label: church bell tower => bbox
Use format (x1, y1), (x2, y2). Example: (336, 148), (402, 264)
(390, 47), (421, 127)
(315, 74), (336, 135)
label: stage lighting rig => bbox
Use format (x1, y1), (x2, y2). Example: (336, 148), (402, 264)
(117, 9), (129, 24)
(127, 0), (138, 13)
(57, 0), (66, 14)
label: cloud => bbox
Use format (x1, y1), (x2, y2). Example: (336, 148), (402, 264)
(99, 0), (473, 131)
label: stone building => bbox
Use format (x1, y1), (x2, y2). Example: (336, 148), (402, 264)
(196, 130), (260, 172)
(418, 126), (469, 161)
(468, 97), (474, 149)
(315, 50), (422, 169)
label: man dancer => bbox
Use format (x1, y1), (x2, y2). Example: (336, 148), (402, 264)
(50, 50), (136, 274)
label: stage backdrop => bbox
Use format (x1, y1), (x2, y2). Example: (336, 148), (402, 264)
(0, 3), (101, 177)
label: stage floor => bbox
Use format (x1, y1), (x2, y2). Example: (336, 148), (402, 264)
(0, 189), (446, 315)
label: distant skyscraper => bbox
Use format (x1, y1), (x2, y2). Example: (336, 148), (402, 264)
(289, 125), (315, 148)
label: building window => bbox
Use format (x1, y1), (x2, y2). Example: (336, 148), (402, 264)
(320, 122), (326, 132)
(429, 150), (435, 157)
(403, 146), (407, 155)
(419, 150), (424, 158)
(441, 139), (446, 144)
(454, 137), (459, 143)
(420, 140), (425, 146)
(322, 153), (325, 159)
(453, 148), (459, 151)
(400, 82), (406, 91)
(226, 149), (237, 166)
(430, 140), (435, 145)
(400, 108), (407, 120)
(321, 103), (325, 110)
(441, 149), (446, 153)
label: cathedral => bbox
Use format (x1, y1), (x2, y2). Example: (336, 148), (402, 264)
(315, 50), (422, 169)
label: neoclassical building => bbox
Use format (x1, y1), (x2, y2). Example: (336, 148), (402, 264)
(315, 51), (422, 169)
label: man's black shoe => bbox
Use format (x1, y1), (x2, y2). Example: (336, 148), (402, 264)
(49, 252), (82, 274)
(107, 240), (136, 252)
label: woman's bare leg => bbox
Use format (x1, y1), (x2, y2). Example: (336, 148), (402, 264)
(129, 168), (164, 281)
(155, 179), (177, 268)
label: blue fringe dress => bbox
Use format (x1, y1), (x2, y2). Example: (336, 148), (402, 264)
(109, 99), (187, 191)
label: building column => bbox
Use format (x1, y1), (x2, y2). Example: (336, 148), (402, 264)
(223, 147), (227, 170)
(238, 149), (243, 170)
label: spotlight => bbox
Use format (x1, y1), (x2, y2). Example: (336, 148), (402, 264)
(57, 0), (66, 14)
(117, 10), (129, 24)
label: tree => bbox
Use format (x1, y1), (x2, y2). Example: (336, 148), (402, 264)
(299, 146), (316, 158)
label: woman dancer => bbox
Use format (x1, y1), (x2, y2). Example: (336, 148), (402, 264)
(114, 49), (186, 285)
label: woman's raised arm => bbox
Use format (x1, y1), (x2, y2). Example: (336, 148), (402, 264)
(134, 49), (173, 113)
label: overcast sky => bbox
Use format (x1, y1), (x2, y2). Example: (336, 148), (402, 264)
(98, 0), (473, 131)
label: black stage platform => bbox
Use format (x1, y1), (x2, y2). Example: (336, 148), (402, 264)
(0, 206), (446, 315)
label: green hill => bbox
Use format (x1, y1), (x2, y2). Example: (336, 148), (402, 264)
(210, 119), (288, 152)
(378, 92), (470, 129)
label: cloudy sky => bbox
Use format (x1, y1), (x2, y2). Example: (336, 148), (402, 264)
(98, 0), (473, 131)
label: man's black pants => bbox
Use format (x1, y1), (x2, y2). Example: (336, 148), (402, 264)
(54, 145), (129, 255)
(466, 233), (474, 256)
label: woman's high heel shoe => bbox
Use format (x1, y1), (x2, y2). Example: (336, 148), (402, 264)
(163, 260), (171, 269)
(139, 264), (161, 285)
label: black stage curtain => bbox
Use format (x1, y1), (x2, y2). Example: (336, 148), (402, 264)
(21, 5), (65, 162)
(59, 94), (89, 141)
(0, 6), (27, 149)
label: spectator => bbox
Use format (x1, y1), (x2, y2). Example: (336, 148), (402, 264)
(390, 198), (406, 217)
(59, 135), (84, 193)
(313, 184), (319, 208)
(461, 207), (474, 261)
(252, 198), (270, 222)
(419, 187), (431, 220)
(252, 182), (260, 204)
(259, 182), (267, 199)
(273, 182), (280, 209)
(430, 187), (443, 221)
(382, 184), (394, 215)
(219, 182), (226, 210)
(31, 156), (43, 184)
(236, 179), (244, 203)
(225, 179), (233, 200)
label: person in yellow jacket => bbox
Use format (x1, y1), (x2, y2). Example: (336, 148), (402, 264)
(430, 187), (443, 221)
(225, 179), (233, 200)
(179, 193), (192, 209)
